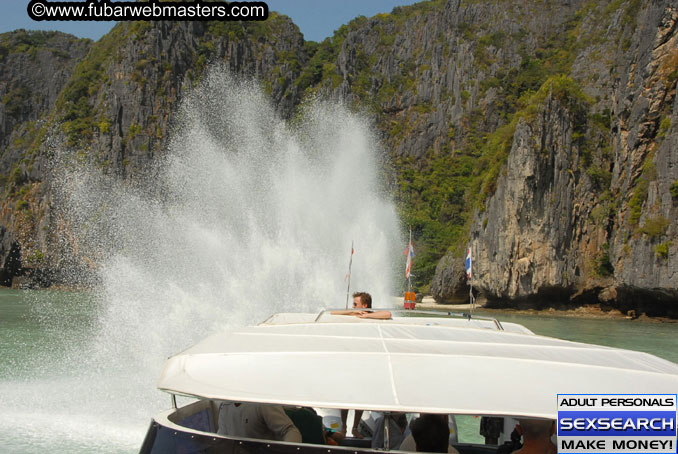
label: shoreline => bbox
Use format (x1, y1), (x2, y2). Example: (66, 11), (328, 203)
(3, 287), (677, 323)
(411, 297), (678, 324)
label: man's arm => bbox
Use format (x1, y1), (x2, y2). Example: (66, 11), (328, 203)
(331, 310), (392, 319)
(260, 405), (302, 443)
(357, 310), (392, 319)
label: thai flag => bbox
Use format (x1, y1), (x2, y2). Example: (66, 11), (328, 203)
(465, 247), (472, 279)
(405, 240), (415, 278)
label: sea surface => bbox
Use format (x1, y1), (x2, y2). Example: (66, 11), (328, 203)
(1, 289), (677, 452)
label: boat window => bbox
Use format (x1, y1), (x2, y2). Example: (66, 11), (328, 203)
(188, 402), (520, 452)
(454, 415), (522, 446)
(168, 398), (218, 433)
(455, 415), (488, 444)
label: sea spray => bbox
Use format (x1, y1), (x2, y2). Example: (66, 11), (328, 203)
(0, 69), (403, 452)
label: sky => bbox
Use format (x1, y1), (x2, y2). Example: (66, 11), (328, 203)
(0, 0), (424, 42)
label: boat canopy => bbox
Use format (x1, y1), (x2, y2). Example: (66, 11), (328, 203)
(157, 312), (678, 419)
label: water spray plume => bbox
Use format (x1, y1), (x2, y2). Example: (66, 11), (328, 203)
(1, 68), (402, 452)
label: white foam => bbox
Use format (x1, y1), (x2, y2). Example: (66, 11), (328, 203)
(2, 70), (402, 452)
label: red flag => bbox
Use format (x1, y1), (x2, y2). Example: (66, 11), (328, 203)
(405, 239), (414, 278)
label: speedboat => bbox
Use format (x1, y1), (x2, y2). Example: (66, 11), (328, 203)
(139, 309), (678, 453)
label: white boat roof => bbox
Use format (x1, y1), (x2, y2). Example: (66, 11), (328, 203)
(157, 311), (678, 419)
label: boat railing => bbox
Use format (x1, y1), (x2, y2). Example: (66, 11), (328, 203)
(315, 308), (504, 330)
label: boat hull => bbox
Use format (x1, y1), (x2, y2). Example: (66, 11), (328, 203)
(140, 417), (378, 454)
(139, 415), (500, 454)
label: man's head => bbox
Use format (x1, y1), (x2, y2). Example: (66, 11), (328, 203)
(411, 414), (449, 453)
(517, 419), (555, 441)
(352, 292), (372, 308)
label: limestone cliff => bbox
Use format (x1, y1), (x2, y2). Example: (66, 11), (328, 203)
(0, 16), (307, 286)
(0, 30), (91, 285)
(303, 0), (587, 282)
(434, 1), (678, 316)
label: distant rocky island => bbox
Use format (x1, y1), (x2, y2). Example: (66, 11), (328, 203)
(0, 0), (676, 317)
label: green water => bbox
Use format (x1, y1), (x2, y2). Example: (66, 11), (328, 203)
(0, 289), (148, 453)
(0, 289), (100, 378)
(479, 310), (678, 363)
(1, 289), (676, 452)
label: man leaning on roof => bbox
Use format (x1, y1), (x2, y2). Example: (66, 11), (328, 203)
(331, 292), (391, 319)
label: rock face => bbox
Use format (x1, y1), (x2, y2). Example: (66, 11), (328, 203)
(0, 17), (308, 286)
(430, 251), (470, 303)
(314, 0), (584, 158)
(467, 95), (596, 305)
(0, 31), (91, 174)
(45, 19), (307, 179)
(0, 30), (91, 286)
(304, 0), (591, 284)
(608, 4), (678, 311)
(435, 1), (678, 316)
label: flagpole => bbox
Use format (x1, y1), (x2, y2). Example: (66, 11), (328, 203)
(407, 226), (412, 294)
(470, 243), (474, 314)
(466, 244), (474, 315)
(345, 241), (354, 310)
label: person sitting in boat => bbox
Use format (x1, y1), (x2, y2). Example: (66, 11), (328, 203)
(371, 412), (409, 450)
(402, 414), (459, 453)
(331, 292), (392, 319)
(217, 401), (302, 443)
(340, 408), (365, 439)
(480, 416), (504, 445)
(284, 406), (330, 445)
(510, 419), (556, 454)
